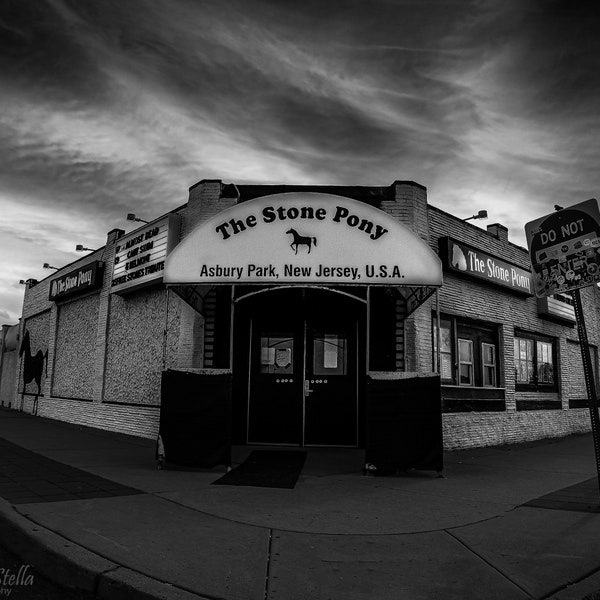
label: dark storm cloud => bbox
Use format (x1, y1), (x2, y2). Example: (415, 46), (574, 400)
(1, 0), (599, 324)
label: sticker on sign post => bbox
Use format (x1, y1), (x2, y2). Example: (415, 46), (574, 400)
(524, 199), (600, 298)
(526, 198), (600, 502)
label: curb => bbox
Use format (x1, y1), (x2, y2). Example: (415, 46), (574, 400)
(0, 498), (208, 600)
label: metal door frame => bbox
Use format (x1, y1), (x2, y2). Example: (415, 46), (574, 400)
(247, 314), (359, 448)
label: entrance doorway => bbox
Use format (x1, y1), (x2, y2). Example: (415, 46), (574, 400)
(235, 288), (364, 447)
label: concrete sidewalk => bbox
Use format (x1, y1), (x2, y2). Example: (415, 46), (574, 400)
(1, 408), (600, 599)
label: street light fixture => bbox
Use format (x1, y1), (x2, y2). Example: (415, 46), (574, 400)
(463, 210), (488, 222)
(76, 245), (93, 252)
(43, 263), (58, 270)
(127, 213), (149, 224)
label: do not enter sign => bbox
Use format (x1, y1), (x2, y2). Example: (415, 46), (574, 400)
(524, 198), (600, 298)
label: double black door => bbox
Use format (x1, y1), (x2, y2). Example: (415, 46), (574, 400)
(246, 291), (359, 446)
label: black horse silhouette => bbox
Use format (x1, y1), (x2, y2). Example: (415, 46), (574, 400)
(19, 329), (48, 415)
(286, 228), (317, 254)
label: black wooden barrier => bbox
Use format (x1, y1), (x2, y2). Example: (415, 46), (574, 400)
(159, 370), (232, 468)
(365, 375), (443, 473)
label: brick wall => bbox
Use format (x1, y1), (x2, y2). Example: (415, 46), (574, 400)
(443, 409), (591, 449)
(14, 179), (600, 449)
(176, 180), (237, 370)
(428, 203), (600, 448)
(18, 396), (159, 439)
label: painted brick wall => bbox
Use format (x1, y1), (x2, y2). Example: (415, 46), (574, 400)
(443, 409), (591, 449)
(52, 293), (99, 400)
(177, 180), (236, 369)
(18, 396), (159, 439)
(565, 338), (599, 401)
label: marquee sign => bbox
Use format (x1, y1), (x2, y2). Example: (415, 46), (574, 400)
(440, 238), (532, 295)
(49, 261), (104, 301)
(524, 199), (600, 298)
(111, 214), (180, 294)
(164, 193), (443, 286)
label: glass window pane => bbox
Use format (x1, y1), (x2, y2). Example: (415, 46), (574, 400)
(537, 341), (554, 384)
(459, 364), (473, 385)
(440, 353), (453, 380)
(515, 336), (537, 384)
(484, 365), (496, 387)
(260, 335), (293, 374)
(483, 344), (492, 364)
(459, 339), (473, 362)
(313, 333), (347, 375)
(433, 317), (454, 382)
(482, 343), (496, 387)
(440, 325), (452, 353)
(458, 339), (473, 385)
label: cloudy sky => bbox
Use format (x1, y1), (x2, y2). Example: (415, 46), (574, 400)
(1, 0), (599, 326)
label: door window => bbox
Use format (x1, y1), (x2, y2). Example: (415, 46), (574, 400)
(313, 333), (347, 375)
(260, 334), (294, 374)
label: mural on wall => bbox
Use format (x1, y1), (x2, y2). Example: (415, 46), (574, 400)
(19, 329), (48, 414)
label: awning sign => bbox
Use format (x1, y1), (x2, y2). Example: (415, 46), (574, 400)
(164, 193), (443, 287)
(524, 199), (600, 297)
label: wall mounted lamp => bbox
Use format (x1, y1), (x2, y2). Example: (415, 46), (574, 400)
(127, 213), (149, 224)
(463, 210), (488, 222)
(76, 245), (93, 252)
(43, 263), (59, 270)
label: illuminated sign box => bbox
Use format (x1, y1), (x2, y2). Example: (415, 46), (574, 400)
(111, 214), (180, 295)
(164, 193), (443, 287)
(440, 237), (532, 296)
(49, 261), (104, 301)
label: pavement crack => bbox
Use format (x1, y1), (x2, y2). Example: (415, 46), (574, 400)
(538, 563), (600, 600)
(264, 528), (273, 600)
(444, 528), (535, 599)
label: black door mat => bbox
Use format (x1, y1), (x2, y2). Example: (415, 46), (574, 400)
(212, 450), (307, 489)
(523, 477), (600, 513)
(0, 438), (143, 504)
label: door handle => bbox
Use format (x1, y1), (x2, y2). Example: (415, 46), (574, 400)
(304, 380), (313, 397)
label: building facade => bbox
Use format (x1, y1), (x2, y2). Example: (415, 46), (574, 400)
(12, 180), (600, 452)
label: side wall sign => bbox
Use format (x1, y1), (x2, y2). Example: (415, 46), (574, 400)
(440, 238), (532, 295)
(111, 213), (180, 295)
(49, 261), (104, 301)
(164, 193), (443, 286)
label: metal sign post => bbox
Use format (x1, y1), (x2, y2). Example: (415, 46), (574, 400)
(572, 288), (600, 497)
(525, 199), (600, 501)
